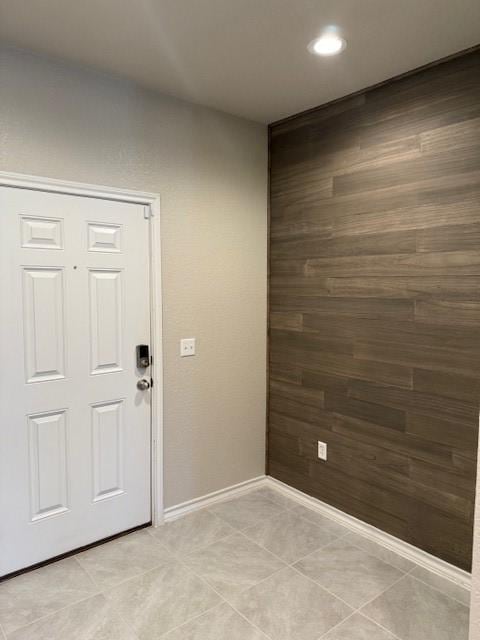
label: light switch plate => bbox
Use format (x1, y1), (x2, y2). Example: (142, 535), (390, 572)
(180, 338), (196, 357)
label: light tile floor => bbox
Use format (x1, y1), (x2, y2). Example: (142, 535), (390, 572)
(0, 487), (471, 639)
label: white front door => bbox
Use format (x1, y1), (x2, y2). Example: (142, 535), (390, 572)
(0, 185), (152, 575)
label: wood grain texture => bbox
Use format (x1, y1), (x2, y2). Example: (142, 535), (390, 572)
(268, 50), (480, 571)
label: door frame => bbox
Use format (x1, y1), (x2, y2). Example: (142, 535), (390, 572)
(0, 171), (164, 527)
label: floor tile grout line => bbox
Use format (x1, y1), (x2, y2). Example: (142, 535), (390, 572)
(101, 556), (227, 639)
(99, 558), (182, 594)
(178, 549), (287, 607)
(285, 514), (413, 576)
(183, 528), (251, 555)
(131, 527), (174, 552)
(316, 610), (358, 640)
(156, 600), (227, 638)
(270, 489), (465, 584)
(71, 526), (280, 639)
(288, 563), (357, 612)
(72, 527), (176, 594)
(165, 560), (238, 638)
(148, 525), (238, 559)
(340, 534), (416, 574)
(84, 527), (266, 596)
(219, 601), (273, 640)
(190, 541), (355, 640)
(407, 571), (471, 608)
(192, 532), (359, 635)
(288, 558), (415, 640)
(239, 514), (348, 564)
(312, 570), (409, 640)
(207, 587), (274, 640)
(152, 488), (346, 568)
(159, 487), (348, 558)
(236, 529), (292, 566)
(96, 599), (142, 640)
(90, 525), (286, 603)
(238, 517), (337, 561)
(215, 487), (303, 519)
(358, 610), (404, 640)
(0, 555), (104, 636)
(248, 490), (468, 608)
(353, 572), (412, 640)
(209, 506), (290, 532)
(285, 529), (368, 568)
(74, 556), (142, 640)
(174, 556), (276, 640)
(76, 549), (175, 593)
(350, 568), (409, 612)
(73, 552), (112, 591)
(288, 501), (362, 532)
(0, 592), (105, 638)
(213, 502), (413, 636)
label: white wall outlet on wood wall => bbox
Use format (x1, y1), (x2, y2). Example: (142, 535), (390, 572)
(317, 441), (327, 461)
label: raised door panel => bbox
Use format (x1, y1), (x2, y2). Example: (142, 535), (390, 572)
(21, 216), (64, 250)
(22, 267), (66, 383)
(89, 269), (123, 375)
(28, 410), (68, 521)
(87, 222), (122, 253)
(91, 399), (124, 502)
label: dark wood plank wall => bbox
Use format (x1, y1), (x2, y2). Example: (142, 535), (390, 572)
(268, 50), (480, 571)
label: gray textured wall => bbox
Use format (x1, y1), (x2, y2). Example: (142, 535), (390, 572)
(0, 47), (268, 508)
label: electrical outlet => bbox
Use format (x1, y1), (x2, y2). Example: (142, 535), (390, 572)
(317, 441), (327, 461)
(180, 338), (196, 357)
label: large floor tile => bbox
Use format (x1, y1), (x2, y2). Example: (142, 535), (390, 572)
(105, 561), (220, 639)
(7, 594), (135, 640)
(150, 511), (234, 556)
(361, 574), (470, 640)
(243, 510), (336, 563)
(289, 505), (350, 538)
(343, 531), (415, 573)
(323, 612), (396, 639)
(0, 558), (98, 635)
(184, 532), (285, 600)
(163, 602), (268, 639)
(209, 492), (284, 530)
(294, 539), (403, 608)
(231, 567), (351, 640)
(76, 529), (172, 589)
(410, 565), (471, 606)
(251, 486), (300, 511)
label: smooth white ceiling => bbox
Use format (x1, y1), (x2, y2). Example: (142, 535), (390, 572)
(1, 0), (479, 123)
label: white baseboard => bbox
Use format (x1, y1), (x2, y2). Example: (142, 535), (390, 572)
(163, 475), (268, 522)
(267, 476), (471, 591)
(160, 473), (470, 591)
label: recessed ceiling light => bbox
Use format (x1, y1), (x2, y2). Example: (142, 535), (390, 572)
(309, 33), (346, 56)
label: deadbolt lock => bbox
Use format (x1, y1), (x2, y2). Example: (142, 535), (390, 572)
(136, 344), (150, 368)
